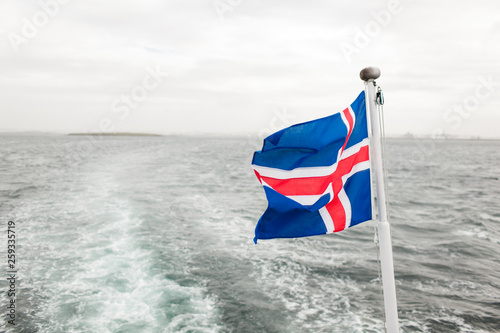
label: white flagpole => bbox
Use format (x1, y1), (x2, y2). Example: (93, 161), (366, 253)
(360, 67), (399, 333)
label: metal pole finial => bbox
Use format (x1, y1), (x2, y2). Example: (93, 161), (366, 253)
(360, 67), (381, 81)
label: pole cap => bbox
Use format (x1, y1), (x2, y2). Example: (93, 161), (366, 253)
(360, 67), (381, 81)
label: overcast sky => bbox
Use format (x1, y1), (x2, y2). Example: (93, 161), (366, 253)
(1, 0), (499, 138)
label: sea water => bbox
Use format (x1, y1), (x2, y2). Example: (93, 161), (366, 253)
(0, 135), (499, 332)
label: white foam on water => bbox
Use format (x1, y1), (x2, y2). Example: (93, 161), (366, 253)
(7, 168), (224, 332)
(455, 227), (500, 244)
(419, 307), (488, 333)
(176, 189), (386, 332)
(254, 259), (383, 332)
(478, 212), (500, 223)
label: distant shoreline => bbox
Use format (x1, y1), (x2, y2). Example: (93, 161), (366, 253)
(68, 132), (162, 137)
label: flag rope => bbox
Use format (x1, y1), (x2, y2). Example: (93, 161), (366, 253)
(377, 86), (391, 222)
(373, 221), (386, 332)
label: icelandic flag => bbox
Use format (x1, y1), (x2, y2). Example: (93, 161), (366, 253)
(252, 91), (372, 243)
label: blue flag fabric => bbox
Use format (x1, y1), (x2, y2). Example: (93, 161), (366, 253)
(252, 91), (372, 243)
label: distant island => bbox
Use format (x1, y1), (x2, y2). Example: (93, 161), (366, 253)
(68, 132), (162, 137)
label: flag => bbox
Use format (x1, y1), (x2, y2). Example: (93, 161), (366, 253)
(252, 91), (371, 243)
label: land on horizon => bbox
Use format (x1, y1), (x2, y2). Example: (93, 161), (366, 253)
(68, 132), (163, 137)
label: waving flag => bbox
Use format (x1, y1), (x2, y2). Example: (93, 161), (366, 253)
(252, 91), (371, 243)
